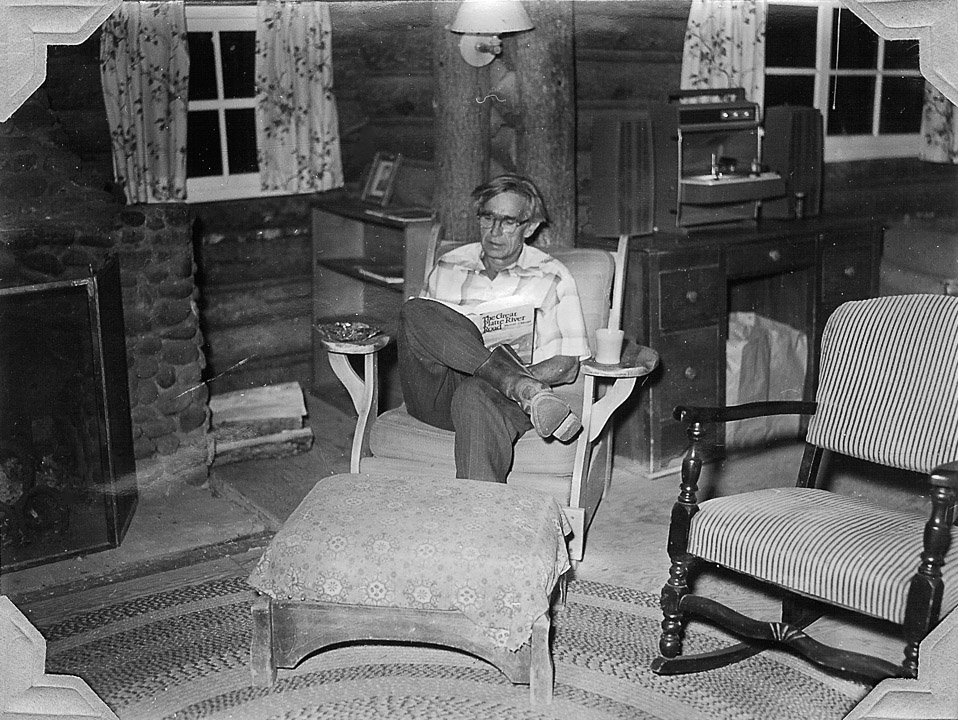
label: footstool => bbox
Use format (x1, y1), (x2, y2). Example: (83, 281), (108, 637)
(247, 472), (571, 705)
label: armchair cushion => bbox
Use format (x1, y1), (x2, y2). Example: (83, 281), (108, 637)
(548, 249), (615, 353)
(369, 380), (585, 482)
(688, 487), (958, 625)
(369, 406), (577, 478)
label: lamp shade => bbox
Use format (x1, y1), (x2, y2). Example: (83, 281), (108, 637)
(449, 0), (533, 35)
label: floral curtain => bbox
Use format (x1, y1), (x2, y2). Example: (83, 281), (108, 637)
(100, 1), (189, 204)
(680, 0), (767, 109)
(255, 0), (344, 193)
(919, 82), (958, 164)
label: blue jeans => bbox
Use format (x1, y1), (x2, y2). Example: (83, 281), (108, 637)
(397, 298), (533, 482)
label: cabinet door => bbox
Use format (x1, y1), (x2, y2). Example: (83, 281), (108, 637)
(650, 326), (724, 466)
(632, 248), (723, 472)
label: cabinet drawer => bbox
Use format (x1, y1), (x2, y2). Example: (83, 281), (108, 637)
(726, 238), (814, 278)
(647, 328), (722, 416)
(821, 242), (875, 307)
(658, 267), (723, 331)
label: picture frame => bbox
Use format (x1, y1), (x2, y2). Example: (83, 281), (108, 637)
(361, 151), (401, 206)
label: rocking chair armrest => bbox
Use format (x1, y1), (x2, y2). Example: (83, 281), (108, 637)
(930, 460), (958, 490)
(673, 401), (818, 426)
(581, 341), (659, 379)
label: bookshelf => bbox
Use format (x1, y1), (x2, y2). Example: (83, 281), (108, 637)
(310, 193), (435, 396)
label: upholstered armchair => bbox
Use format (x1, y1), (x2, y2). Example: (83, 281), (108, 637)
(319, 244), (658, 562)
(652, 294), (958, 682)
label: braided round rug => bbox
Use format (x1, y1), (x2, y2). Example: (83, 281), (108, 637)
(39, 574), (869, 720)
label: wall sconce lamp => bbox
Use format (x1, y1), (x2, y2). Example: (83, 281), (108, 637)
(449, 0), (534, 67)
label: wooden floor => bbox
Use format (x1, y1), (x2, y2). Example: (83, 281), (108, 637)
(19, 548), (262, 628)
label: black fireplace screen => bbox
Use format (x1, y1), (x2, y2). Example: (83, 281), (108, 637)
(1, 258), (137, 572)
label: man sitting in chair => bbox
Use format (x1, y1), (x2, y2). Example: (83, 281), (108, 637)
(398, 174), (591, 483)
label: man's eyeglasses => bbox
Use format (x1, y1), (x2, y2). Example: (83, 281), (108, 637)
(477, 212), (528, 233)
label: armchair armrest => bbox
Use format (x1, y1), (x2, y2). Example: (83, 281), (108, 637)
(316, 330), (392, 473)
(318, 334), (391, 356)
(318, 333), (391, 415)
(579, 341), (659, 443)
(581, 341), (659, 379)
(567, 340), (659, 534)
(673, 401), (818, 426)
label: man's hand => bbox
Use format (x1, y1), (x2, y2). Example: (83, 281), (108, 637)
(528, 355), (579, 386)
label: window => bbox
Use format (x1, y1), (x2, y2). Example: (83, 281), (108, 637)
(185, 6), (277, 203)
(765, 0), (924, 162)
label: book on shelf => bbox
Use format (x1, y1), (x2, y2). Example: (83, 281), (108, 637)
(424, 295), (537, 363)
(363, 206), (435, 222)
(357, 266), (404, 285)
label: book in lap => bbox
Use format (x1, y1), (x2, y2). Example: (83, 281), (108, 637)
(425, 296), (537, 363)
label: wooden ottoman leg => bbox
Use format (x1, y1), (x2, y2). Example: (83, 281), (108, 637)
(529, 612), (554, 706)
(250, 593), (277, 686)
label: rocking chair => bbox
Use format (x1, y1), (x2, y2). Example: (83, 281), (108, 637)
(652, 294), (958, 682)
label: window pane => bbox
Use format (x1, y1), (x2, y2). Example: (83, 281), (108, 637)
(766, 5), (818, 68)
(831, 9), (878, 70)
(879, 76), (925, 134)
(188, 33), (217, 100)
(221, 31), (256, 99)
(884, 39), (920, 70)
(764, 75), (815, 110)
(827, 76), (875, 135)
(225, 108), (258, 174)
(187, 111), (223, 177)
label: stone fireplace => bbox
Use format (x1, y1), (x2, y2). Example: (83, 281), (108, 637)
(1, 91), (211, 507)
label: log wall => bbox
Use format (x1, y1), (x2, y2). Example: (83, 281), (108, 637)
(34, 1), (958, 394)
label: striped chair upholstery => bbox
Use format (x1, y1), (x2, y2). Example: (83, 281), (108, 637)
(687, 295), (958, 623)
(688, 488), (958, 624)
(806, 294), (958, 472)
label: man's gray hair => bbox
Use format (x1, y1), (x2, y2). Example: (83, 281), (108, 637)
(471, 174), (548, 225)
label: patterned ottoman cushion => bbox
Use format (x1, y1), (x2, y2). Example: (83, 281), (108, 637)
(248, 472), (571, 651)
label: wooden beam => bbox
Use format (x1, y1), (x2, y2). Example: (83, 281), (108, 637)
(514, 0), (576, 249)
(432, 0), (490, 244)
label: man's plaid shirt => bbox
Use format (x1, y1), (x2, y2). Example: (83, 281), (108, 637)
(421, 243), (591, 362)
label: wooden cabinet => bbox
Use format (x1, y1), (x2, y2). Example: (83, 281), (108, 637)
(310, 195), (434, 397)
(582, 217), (883, 474)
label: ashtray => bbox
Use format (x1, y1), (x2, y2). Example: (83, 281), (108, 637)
(315, 321), (381, 344)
